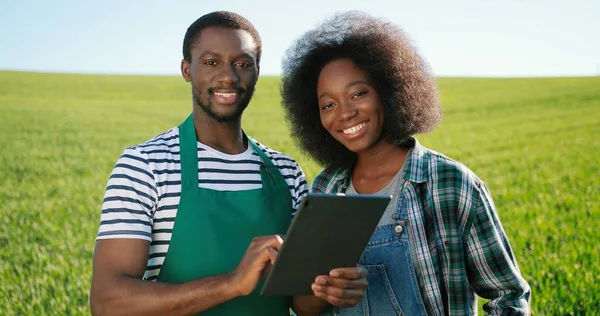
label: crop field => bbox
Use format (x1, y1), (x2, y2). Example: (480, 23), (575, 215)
(0, 71), (598, 314)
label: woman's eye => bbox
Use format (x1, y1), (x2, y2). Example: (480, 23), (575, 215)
(352, 91), (367, 99)
(321, 103), (334, 110)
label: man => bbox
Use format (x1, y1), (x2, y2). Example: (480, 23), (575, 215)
(90, 11), (367, 316)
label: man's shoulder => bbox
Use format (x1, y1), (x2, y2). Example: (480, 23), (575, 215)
(125, 127), (180, 158)
(249, 137), (301, 169)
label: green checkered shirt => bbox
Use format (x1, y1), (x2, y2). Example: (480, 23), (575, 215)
(311, 138), (531, 315)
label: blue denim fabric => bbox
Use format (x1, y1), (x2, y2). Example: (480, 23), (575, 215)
(321, 197), (427, 316)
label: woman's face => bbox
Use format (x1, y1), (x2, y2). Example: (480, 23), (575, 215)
(317, 58), (385, 153)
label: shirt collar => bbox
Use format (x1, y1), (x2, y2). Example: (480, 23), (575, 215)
(401, 137), (428, 184)
(332, 136), (429, 187)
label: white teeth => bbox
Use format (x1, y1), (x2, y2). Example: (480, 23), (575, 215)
(343, 122), (367, 135)
(214, 92), (237, 97)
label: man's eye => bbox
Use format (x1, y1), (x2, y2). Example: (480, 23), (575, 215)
(204, 60), (217, 66)
(235, 62), (252, 68)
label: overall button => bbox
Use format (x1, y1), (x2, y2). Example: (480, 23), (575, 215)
(395, 224), (404, 235)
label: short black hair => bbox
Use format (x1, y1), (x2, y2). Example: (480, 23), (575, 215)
(182, 11), (262, 66)
(281, 11), (441, 168)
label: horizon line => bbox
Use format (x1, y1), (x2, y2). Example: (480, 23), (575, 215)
(1, 68), (598, 79)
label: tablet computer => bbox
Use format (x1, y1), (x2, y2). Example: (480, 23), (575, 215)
(259, 193), (391, 296)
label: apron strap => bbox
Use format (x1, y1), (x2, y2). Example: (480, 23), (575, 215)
(178, 114), (199, 192)
(179, 113), (288, 190)
(247, 136), (287, 187)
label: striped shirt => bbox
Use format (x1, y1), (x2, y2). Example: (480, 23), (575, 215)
(311, 137), (531, 316)
(97, 127), (309, 281)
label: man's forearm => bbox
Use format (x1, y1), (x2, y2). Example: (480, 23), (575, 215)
(292, 295), (329, 316)
(91, 273), (240, 316)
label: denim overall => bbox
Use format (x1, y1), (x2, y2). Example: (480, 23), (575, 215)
(322, 187), (428, 316)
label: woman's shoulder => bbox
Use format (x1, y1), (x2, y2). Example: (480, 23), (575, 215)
(311, 165), (349, 193)
(430, 150), (481, 183)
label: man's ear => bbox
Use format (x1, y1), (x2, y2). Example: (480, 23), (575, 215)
(254, 64), (260, 86)
(181, 59), (192, 82)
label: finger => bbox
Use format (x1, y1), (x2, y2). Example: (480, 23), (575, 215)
(311, 283), (364, 300)
(252, 246), (277, 266)
(316, 276), (368, 290)
(257, 235), (283, 250)
(330, 266), (368, 279)
(260, 261), (273, 278)
(250, 235), (282, 244)
(244, 246), (276, 269)
(314, 275), (330, 286)
(245, 236), (284, 267)
(266, 247), (278, 264)
(273, 235), (284, 248)
(249, 236), (283, 255)
(313, 290), (361, 307)
(250, 235), (274, 242)
(247, 236), (273, 251)
(270, 236), (284, 251)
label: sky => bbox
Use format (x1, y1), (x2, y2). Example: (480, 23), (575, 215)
(1, 0), (598, 77)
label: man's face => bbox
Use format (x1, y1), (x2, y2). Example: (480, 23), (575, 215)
(181, 27), (259, 123)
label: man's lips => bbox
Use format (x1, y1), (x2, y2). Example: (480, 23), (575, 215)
(208, 87), (244, 105)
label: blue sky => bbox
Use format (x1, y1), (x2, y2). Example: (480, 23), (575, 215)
(1, 0), (598, 77)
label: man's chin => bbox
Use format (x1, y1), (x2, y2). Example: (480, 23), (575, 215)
(212, 115), (241, 123)
(195, 96), (250, 124)
(207, 108), (245, 123)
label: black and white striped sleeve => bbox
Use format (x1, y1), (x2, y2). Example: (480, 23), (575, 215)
(290, 162), (309, 217)
(96, 147), (158, 241)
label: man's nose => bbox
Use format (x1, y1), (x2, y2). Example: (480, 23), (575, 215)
(218, 64), (239, 85)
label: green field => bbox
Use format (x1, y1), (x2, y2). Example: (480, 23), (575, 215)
(0, 71), (598, 315)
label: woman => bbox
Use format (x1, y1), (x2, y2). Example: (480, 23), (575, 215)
(282, 11), (531, 316)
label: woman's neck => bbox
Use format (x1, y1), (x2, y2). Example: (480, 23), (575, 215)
(351, 141), (409, 194)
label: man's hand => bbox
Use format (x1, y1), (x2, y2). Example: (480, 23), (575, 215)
(229, 235), (283, 296)
(311, 266), (368, 307)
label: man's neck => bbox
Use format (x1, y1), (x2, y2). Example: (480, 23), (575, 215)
(192, 111), (246, 155)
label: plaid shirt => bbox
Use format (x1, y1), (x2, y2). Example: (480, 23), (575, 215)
(311, 138), (531, 316)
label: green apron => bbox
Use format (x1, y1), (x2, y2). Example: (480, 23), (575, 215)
(157, 114), (292, 315)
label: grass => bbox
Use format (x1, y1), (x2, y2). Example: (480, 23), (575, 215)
(0, 71), (598, 315)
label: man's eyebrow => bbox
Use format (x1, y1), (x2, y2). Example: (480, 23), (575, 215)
(238, 52), (255, 60)
(199, 51), (220, 58)
(198, 51), (255, 61)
